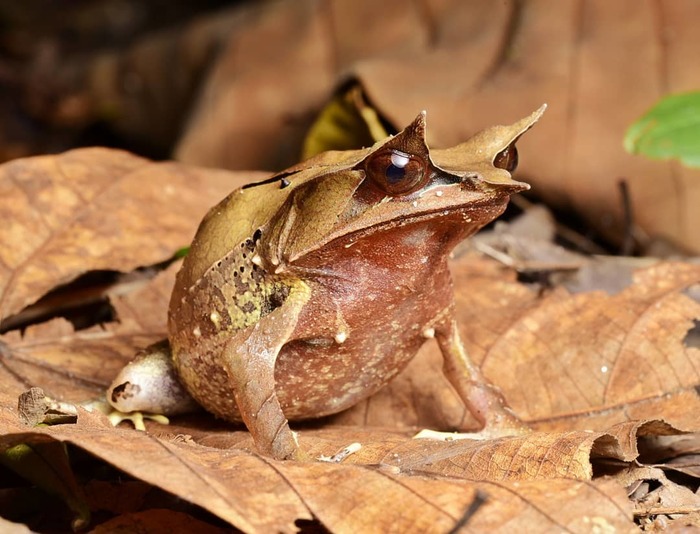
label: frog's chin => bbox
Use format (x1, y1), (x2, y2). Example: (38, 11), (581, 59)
(283, 192), (513, 265)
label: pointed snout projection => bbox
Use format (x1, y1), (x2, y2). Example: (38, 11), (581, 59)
(429, 104), (547, 191)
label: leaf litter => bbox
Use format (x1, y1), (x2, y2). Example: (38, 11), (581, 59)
(0, 148), (698, 531)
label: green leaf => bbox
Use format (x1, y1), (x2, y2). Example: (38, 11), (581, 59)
(624, 91), (700, 168)
(173, 246), (190, 259)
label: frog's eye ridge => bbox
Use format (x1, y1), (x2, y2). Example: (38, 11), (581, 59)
(493, 143), (518, 173)
(365, 149), (427, 195)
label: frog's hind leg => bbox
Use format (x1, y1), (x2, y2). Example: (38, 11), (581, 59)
(220, 282), (312, 461)
(107, 339), (200, 429)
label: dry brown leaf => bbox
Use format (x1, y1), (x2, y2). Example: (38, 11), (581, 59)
(176, 0), (338, 171)
(0, 148), (261, 323)
(0, 264), (179, 405)
(0, 392), (642, 532)
(107, 260), (179, 334)
(0, 149), (699, 530)
(457, 258), (700, 432)
(90, 510), (229, 534)
(617, 465), (700, 522)
(269, 462), (636, 533)
(663, 454), (700, 479)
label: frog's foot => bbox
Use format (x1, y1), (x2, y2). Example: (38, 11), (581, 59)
(475, 405), (530, 438)
(414, 413), (530, 442)
(83, 398), (170, 431)
(106, 340), (200, 423)
(413, 429), (506, 442)
(107, 409), (170, 431)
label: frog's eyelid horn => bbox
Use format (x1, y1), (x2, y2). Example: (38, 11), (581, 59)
(374, 110), (430, 161)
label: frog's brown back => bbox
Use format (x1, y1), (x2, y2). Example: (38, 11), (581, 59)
(166, 156), (361, 346)
(172, 145), (372, 291)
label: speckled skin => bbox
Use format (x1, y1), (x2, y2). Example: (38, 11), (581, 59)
(170, 208), (497, 421)
(109, 107), (545, 460)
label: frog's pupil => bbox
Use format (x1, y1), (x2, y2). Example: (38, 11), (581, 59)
(386, 151), (410, 183)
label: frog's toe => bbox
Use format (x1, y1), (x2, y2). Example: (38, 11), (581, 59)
(107, 409), (169, 431)
(84, 398), (171, 431)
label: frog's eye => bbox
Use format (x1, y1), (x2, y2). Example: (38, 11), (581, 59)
(493, 144), (518, 173)
(365, 149), (427, 195)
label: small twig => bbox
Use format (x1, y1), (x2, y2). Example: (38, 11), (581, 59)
(471, 241), (515, 267)
(618, 179), (636, 256)
(510, 195), (607, 255)
(634, 505), (700, 517)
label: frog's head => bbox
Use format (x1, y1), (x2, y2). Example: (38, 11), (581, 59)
(264, 105), (545, 269)
(351, 105), (544, 216)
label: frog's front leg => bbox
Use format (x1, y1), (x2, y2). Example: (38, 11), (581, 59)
(432, 309), (528, 438)
(220, 282), (311, 461)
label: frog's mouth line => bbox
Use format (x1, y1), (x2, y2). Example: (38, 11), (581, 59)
(338, 195), (511, 245)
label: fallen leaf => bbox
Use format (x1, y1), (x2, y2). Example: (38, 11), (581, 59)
(90, 510), (229, 534)
(0, 396), (643, 532)
(0, 148), (261, 323)
(1, 149), (699, 531)
(455, 259), (700, 431)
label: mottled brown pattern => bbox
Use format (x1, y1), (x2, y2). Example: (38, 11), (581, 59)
(167, 227), (301, 421)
